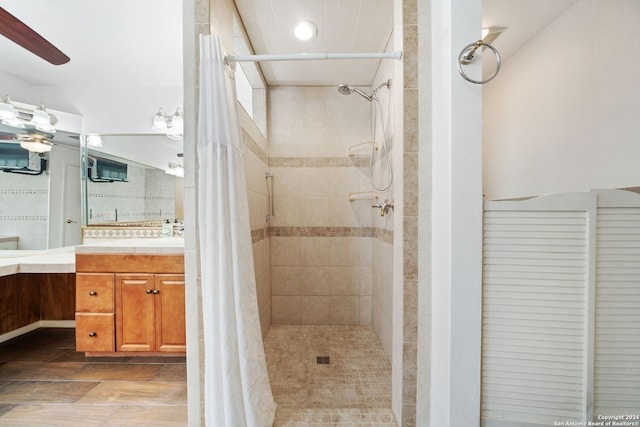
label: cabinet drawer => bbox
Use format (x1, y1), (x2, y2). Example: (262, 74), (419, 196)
(76, 313), (115, 352)
(76, 273), (114, 312)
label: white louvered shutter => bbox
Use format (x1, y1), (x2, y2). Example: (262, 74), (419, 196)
(482, 194), (595, 427)
(594, 190), (640, 413)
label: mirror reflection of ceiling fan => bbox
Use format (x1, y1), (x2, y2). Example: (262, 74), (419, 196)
(0, 130), (55, 153)
(0, 7), (70, 65)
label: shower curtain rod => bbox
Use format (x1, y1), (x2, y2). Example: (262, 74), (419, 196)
(225, 51), (402, 63)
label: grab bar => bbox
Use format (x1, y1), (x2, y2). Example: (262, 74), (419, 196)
(265, 172), (274, 221)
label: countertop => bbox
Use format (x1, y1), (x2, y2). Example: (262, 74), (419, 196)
(0, 246), (76, 276)
(0, 238), (185, 278)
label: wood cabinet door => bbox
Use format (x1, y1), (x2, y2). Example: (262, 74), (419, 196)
(154, 274), (186, 352)
(76, 313), (115, 352)
(115, 274), (155, 352)
(76, 273), (114, 313)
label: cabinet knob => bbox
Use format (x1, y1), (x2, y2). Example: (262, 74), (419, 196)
(89, 291), (97, 296)
(146, 289), (153, 294)
(153, 289), (160, 295)
(88, 332), (97, 337)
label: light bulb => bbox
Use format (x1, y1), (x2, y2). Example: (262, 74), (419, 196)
(294, 21), (317, 41)
(30, 104), (55, 133)
(0, 95), (18, 121)
(152, 108), (168, 131)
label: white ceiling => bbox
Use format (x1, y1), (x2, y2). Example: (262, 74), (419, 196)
(0, 0), (182, 87)
(233, 0), (394, 86)
(0, 0), (579, 90)
(483, 0), (579, 62)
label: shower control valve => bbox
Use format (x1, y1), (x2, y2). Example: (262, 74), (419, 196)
(372, 199), (394, 217)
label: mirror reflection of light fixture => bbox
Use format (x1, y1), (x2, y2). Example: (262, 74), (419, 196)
(86, 134), (103, 147)
(152, 107), (183, 140)
(165, 161), (184, 177)
(16, 134), (54, 153)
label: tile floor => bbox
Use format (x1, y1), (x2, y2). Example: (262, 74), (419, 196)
(0, 326), (396, 426)
(0, 328), (187, 426)
(266, 325), (397, 427)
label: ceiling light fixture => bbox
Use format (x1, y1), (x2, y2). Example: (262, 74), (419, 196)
(30, 104), (56, 134)
(294, 21), (317, 41)
(0, 96), (58, 131)
(152, 107), (183, 140)
(0, 95), (19, 123)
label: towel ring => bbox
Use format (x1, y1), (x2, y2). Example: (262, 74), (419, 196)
(457, 40), (501, 84)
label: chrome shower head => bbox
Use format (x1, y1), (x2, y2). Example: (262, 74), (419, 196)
(338, 84), (353, 96)
(337, 84), (372, 102)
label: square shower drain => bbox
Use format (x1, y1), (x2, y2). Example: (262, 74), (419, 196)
(316, 356), (330, 364)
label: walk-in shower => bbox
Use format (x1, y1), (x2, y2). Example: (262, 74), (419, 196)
(338, 80), (393, 191)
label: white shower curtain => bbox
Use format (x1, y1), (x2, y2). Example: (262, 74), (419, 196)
(197, 34), (276, 427)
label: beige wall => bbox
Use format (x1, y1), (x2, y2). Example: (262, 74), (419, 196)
(268, 86), (374, 326)
(240, 106), (272, 338)
(370, 38), (396, 361)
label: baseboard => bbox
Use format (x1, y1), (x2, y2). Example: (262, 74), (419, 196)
(0, 320), (76, 344)
(0, 322), (40, 344)
(40, 320), (75, 328)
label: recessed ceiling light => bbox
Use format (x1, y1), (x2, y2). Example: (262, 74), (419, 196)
(294, 21), (317, 41)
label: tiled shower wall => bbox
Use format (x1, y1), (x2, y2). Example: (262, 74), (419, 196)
(268, 86), (375, 325)
(371, 41), (397, 361)
(240, 107), (272, 338)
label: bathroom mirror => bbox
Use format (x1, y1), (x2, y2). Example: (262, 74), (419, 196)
(0, 128), (82, 250)
(81, 134), (184, 227)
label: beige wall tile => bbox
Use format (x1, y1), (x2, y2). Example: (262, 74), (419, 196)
(403, 217), (418, 281)
(272, 296), (301, 324)
(330, 296), (360, 325)
(300, 296), (331, 324)
(300, 266), (332, 296)
(360, 296), (372, 325)
(301, 237), (331, 266)
(331, 237), (372, 267)
(299, 196), (333, 226)
(271, 168), (301, 197)
(298, 168), (330, 197)
(330, 266), (371, 296)
(259, 300), (271, 338)
(271, 196), (300, 227)
(271, 266), (301, 296)
(271, 237), (301, 266)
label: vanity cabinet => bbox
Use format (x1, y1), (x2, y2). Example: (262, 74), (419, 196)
(75, 253), (185, 356)
(116, 273), (185, 352)
(75, 273), (115, 352)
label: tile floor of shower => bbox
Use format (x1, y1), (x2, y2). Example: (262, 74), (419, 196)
(0, 325), (395, 426)
(268, 325), (397, 427)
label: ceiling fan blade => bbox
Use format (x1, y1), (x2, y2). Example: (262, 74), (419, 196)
(0, 7), (70, 65)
